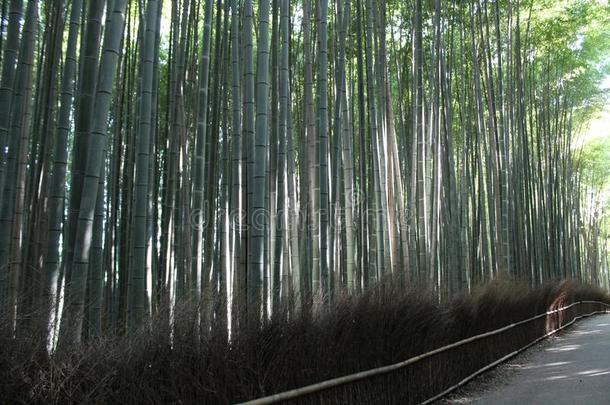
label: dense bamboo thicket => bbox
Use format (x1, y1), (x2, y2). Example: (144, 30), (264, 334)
(0, 0), (608, 345)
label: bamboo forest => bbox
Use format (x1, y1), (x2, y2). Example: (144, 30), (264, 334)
(0, 0), (609, 403)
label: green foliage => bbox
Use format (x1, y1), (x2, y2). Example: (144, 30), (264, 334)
(529, 0), (610, 120)
(580, 136), (610, 187)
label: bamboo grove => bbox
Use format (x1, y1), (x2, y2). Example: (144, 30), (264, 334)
(0, 0), (608, 344)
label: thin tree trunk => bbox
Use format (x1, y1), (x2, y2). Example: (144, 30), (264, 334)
(60, 0), (128, 346)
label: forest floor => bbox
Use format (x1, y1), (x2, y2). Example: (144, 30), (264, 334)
(441, 314), (610, 405)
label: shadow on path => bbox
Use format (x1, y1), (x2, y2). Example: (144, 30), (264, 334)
(442, 314), (610, 405)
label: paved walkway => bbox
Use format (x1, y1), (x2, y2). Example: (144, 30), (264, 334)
(453, 314), (610, 405)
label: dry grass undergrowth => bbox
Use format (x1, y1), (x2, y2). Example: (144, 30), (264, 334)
(0, 278), (607, 404)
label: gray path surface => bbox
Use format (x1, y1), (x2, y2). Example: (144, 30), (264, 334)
(444, 314), (610, 405)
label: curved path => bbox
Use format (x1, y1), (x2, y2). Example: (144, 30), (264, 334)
(449, 314), (610, 404)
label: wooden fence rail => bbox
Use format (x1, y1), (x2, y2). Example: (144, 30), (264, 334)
(239, 301), (610, 405)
